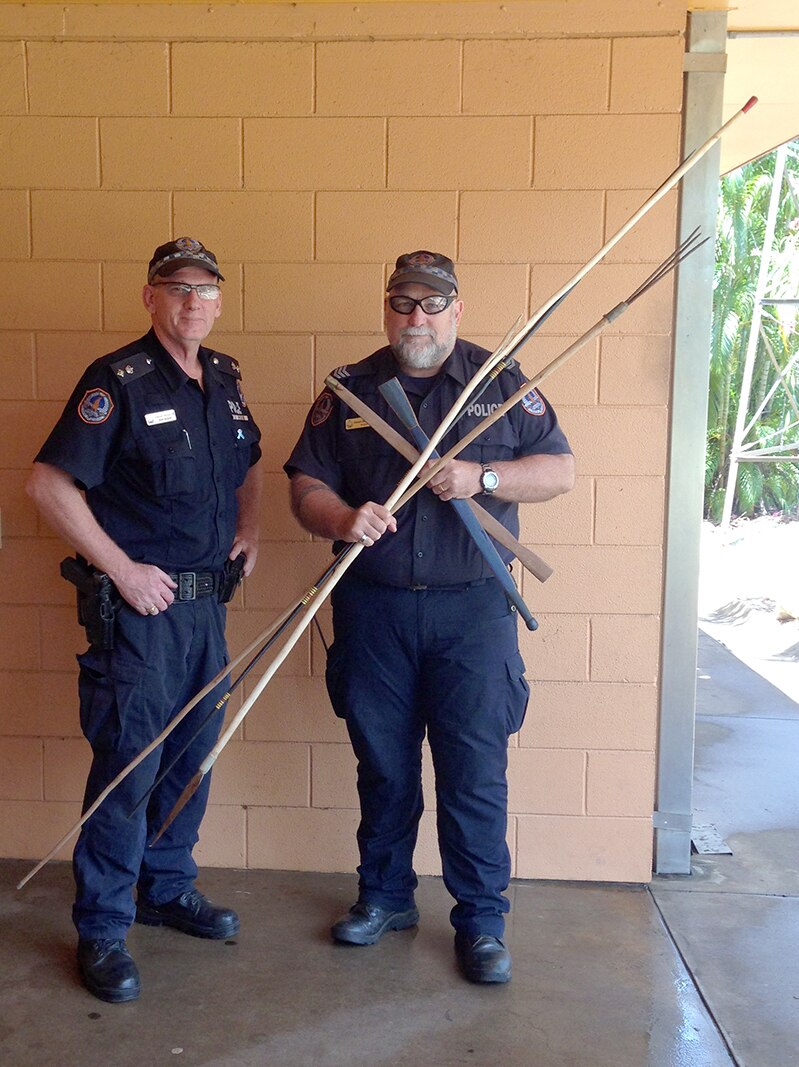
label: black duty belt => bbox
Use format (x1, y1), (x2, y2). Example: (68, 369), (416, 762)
(168, 571), (219, 601)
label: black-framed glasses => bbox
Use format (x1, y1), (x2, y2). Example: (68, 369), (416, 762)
(388, 294), (455, 315)
(150, 282), (221, 300)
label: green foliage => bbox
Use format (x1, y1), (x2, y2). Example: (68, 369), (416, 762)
(706, 140), (799, 522)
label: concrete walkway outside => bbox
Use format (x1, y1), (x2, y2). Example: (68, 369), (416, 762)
(1, 631), (796, 1066)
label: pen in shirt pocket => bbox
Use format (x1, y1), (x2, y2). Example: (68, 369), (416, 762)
(183, 428), (192, 450)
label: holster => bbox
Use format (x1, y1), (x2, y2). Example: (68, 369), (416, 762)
(217, 553), (245, 604)
(60, 556), (122, 650)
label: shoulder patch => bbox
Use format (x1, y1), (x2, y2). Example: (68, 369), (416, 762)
(310, 390), (335, 428)
(110, 351), (156, 385)
(521, 388), (546, 417)
(78, 388), (114, 425)
(208, 352), (241, 379)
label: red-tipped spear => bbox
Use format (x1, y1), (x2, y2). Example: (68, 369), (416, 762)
(18, 97), (757, 887)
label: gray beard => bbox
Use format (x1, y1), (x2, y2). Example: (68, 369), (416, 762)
(392, 323), (456, 371)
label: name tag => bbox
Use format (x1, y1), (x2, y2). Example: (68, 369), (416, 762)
(345, 417), (369, 430)
(145, 409), (177, 426)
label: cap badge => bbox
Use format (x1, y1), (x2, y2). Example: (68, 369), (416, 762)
(176, 237), (202, 253)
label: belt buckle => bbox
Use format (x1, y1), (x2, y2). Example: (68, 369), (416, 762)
(178, 572), (196, 601)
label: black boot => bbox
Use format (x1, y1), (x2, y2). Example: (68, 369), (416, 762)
(455, 933), (512, 984)
(331, 902), (419, 945)
(136, 888), (240, 939)
(77, 939), (141, 1003)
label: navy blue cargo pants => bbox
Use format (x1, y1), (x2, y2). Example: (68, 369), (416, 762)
(72, 597), (228, 940)
(326, 574), (530, 939)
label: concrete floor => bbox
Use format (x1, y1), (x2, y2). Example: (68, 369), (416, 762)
(1, 632), (796, 1066)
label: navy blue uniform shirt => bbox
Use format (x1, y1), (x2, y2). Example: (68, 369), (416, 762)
(36, 329), (262, 572)
(285, 339), (571, 587)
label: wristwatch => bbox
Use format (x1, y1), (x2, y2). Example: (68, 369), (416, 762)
(480, 464), (500, 495)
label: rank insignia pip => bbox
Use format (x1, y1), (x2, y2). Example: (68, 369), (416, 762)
(78, 388), (114, 425)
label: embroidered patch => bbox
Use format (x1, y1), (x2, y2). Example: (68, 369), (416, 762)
(310, 391), (334, 427)
(78, 388), (114, 425)
(521, 388), (546, 416)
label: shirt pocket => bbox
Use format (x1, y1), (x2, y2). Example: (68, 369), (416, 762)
(138, 424), (198, 497)
(231, 420), (259, 487)
(459, 418), (519, 465)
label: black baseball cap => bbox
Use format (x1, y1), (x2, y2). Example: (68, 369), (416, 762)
(148, 237), (225, 283)
(387, 250), (458, 295)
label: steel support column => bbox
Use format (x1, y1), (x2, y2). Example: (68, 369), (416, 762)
(654, 10), (727, 874)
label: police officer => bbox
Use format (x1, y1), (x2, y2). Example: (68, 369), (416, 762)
(285, 251), (574, 983)
(26, 238), (263, 1003)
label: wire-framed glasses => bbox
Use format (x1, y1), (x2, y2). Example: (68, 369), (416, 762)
(150, 282), (221, 300)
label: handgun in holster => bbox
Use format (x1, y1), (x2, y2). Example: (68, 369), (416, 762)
(217, 553), (246, 604)
(60, 556), (121, 650)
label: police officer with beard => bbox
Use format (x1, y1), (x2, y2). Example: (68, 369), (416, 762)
(285, 251), (574, 983)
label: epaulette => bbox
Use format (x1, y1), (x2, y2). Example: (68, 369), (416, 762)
(329, 361), (372, 379)
(207, 351), (241, 379)
(110, 351), (156, 384)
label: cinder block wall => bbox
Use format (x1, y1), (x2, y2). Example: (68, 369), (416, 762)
(0, 1), (689, 883)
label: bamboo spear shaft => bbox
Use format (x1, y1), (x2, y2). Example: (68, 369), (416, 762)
(15, 600), (300, 890)
(393, 230), (709, 511)
(149, 337), (522, 842)
(19, 99), (755, 883)
(17, 324), (519, 885)
(324, 374), (553, 582)
(485, 96), (758, 361)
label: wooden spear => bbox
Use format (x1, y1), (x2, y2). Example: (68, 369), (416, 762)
(323, 374), (553, 582)
(149, 335), (522, 842)
(18, 98), (755, 882)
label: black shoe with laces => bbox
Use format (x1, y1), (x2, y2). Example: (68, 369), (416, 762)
(77, 939), (141, 1003)
(135, 888), (240, 939)
(331, 901), (420, 945)
(455, 932), (512, 983)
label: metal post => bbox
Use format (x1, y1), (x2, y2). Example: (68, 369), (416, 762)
(654, 10), (727, 875)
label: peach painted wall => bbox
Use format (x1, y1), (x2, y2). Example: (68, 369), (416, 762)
(0, 1), (691, 883)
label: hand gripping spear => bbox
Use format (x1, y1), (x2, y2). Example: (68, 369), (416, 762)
(148, 333), (526, 844)
(17, 303), (523, 888)
(17, 96), (756, 888)
(137, 226), (709, 845)
(147, 228), (715, 844)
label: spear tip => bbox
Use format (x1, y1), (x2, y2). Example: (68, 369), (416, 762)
(149, 771), (204, 846)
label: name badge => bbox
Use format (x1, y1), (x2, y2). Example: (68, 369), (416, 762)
(145, 409), (177, 426)
(345, 417), (369, 430)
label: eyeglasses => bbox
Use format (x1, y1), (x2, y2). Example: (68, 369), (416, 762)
(388, 294), (455, 315)
(150, 282), (221, 300)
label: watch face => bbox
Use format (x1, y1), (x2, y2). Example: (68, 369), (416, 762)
(481, 468), (499, 492)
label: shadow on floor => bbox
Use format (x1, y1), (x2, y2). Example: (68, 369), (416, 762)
(0, 633), (795, 1066)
